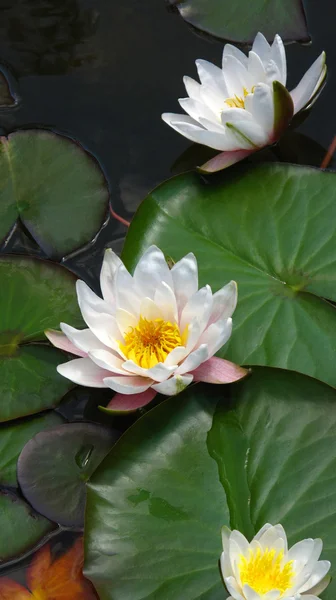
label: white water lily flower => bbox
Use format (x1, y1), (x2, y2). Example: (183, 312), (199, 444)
(162, 32), (326, 172)
(45, 246), (247, 412)
(221, 523), (331, 600)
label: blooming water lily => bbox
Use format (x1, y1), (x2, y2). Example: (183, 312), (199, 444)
(46, 246), (247, 412)
(162, 33), (326, 172)
(221, 523), (331, 600)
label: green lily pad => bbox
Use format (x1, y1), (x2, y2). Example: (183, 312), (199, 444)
(0, 255), (83, 421)
(0, 490), (54, 564)
(85, 369), (336, 600)
(0, 129), (109, 259)
(18, 422), (118, 527)
(171, 0), (309, 44)
(0, 410), (64, 487)
(122, 164), (336, 388)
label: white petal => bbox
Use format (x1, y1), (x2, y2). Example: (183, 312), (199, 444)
(288, 539), (315, 565)
(223, 44), (248, 68)
(299, 561), (331, 594)
(139, 297), (164, 321)
(114, 264), (141, 317)
(45, 329), (86, 357)
(116, 307), (138, 336)
(183, 75), (201, 101)
(263, 592), (281, 600)
(60, 323), (109, 354)
(198, 117), (227, 134)
(163, 113), (232, 151)
(133, 245), (173, 299)
(180, 285), (213, 335)
(271, 34), (287, 85)
(164, 346), (188, 366)
(222, 55), (253, 97)
(253, 523), (273, 541)
(290, 52), (326, 114)
(221, 113), (269, 147)
(76, 281), (123, 350)
(88, 349), (127, 374)
(103, 375), (152, 394)
(252, 32), (271, 67)
(152, 374), (193, 395)
(257, 524), (286, 552)
(171, 253), (198, 315)
(244, 84), (274, 137)
(175, 344), (209, 375)
(196, 59), (229, 97)
(76, 280), (113, 316)
(122, 360), (176, 382)
(199, 84), (225, 117)
(154, 282), (178, 322)
(221, 552), (234, 579)
(307, 573), (331, 597)
(185, 319), (202, 354)
(243, 584), (261, 600)
(224, 576), (245, 600)
(57, 357), (110, 387)
(265, 59), (281, 85)
(198, 317), (232, 356)
(99, 248), (123, 305)
(248, 51), (267, 84)
(208, 281), (237, 326)
(178, 97), (217, 124)
(230, 531), (250, 556)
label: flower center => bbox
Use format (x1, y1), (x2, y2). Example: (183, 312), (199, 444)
(239, 548), (294, 596)
(120, 316), (183, 369)
(225, 87), (254, 109)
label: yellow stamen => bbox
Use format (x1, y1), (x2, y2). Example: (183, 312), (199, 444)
(119, 316), (184, 369)
(225, 87), (255, 109)
(239, 548), (294, 596)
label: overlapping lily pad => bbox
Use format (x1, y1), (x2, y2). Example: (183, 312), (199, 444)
(85, 369), (336, 599)
(122, 164), (336, 388)
(0, 129), (109, 258)
(18, 423), (119, 527)
(0, 490), (54, 563)
(170, 0), (309, 44)
(0, 410), (63, 487)
(0, 255), (83, 421)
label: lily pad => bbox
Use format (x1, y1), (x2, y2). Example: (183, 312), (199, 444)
(0, 129), (109, 259)
(0, 490), (54, 564)
(122, 164), (336, 388)
(0, 255), (83, 421)
(0, 410), (64, 487)
(85, 369), (336, 600)
(18, 422), (118, 527)
(171, 0), (309, 44)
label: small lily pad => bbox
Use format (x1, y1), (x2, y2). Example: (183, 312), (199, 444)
(0, 129), (109, 259)
(172, 0), (309, 44)
(0, 490), (54, 564)
(0, 255), (83, 421)
(18, 422), (118, 527)
(0, 411), (64, 487)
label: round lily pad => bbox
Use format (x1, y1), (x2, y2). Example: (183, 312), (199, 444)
(0, 490), (54, 564)
(122, 164), (336, 388)
(18, 422), (118, 527)
(0, 129), (109, 259)
(171, 0), (309, 44)
(0, 410), (64, 487)
(85, 369), (336, 600)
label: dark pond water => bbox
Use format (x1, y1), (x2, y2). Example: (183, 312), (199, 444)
(0, 0), (335, 587)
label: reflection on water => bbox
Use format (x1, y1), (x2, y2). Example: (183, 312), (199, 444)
(0, 0), (98, 75)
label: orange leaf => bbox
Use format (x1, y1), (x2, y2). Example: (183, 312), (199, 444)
(27, 538), (98, 600)
(0, 577), (32, 599)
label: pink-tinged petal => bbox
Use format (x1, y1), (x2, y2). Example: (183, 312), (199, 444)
(57, 358), (110, 387)
(103, 375), (152, 394)
(152, 374), (193, 396)
(192, 356), (249, 384)
(60, 323), (108, 354)
(101, 389), (158, 413)
(198, 148), (255, 174)
(99, 248), (123, 305)
(175, 344), (209, 376)
(171, 253), (198, 315)
(45, 329), (87, 357)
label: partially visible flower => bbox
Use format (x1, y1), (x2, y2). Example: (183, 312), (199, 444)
(45, 246), (247, 412)
(162, 33), (326, 172)
(220, 523), (331, 599)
